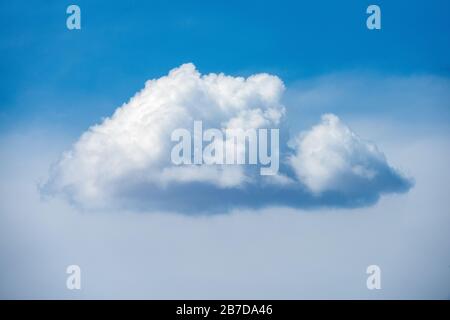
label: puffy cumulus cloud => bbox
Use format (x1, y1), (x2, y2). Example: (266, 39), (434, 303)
(42, 63), (412, 212)
(43, 63), (285, 207)
(289, 114), (412, 195)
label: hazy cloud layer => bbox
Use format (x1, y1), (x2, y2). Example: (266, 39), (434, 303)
(1, 130), (449, 299)
(42, 64), (412, 212)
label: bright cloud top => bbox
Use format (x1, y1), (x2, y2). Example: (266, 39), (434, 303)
(43, 64), (412, 212)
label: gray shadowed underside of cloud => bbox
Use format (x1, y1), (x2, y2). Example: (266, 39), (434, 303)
(41, 64), (412, 213)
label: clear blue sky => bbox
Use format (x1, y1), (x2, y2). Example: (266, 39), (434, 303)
(1, 0), (449, 132)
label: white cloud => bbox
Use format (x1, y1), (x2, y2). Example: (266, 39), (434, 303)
(43, 64), (411, 211)
(290, 114), (410, 194)
(44, 63), (285, 207)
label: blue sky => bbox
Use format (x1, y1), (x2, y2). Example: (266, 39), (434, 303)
(1, 0), (449, 299)
(1, 0), (450, 132)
